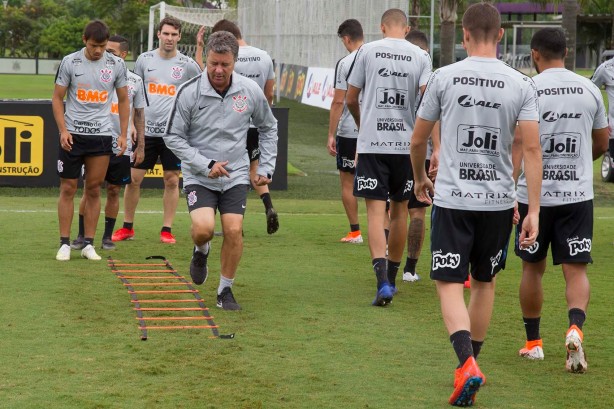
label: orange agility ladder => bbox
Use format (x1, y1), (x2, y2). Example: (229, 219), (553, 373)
(108, 255), (234, 341)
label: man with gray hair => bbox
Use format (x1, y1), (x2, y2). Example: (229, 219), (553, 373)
(164, 31), (278, 310)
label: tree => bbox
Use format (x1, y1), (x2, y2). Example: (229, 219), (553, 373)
(562, 0), (579, 70)
(439, 0), (460, 67)
(38, 16), (89, 58)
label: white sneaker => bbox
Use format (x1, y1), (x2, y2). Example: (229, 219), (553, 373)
(81, 244), (102, 260)
(402, 271), (420, 282)
(56, 244), (71, 261)
(565, 325), (587, 373)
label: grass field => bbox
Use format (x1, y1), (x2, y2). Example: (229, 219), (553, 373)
(1, 74), (614, 408)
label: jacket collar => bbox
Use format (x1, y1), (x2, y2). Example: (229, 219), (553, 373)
(200, 72), (241, 98)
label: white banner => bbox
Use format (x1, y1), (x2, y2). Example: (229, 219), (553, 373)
(300, 67), (335, 110)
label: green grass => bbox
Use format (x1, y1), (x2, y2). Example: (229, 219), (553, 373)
(1, 74), (56, 100)
(1, 74), (614, 408)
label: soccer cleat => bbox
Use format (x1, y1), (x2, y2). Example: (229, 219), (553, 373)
(519, 339), (544, 360)
(449, 356), (483, 407)
(266, 207), (279, 234)
(160, 231), (176, 244)
(81, 244), (101, 260)
(189, 244), (210, 285)
(464, 279), (471, 289)
(454, 364), (486, 388)
(565, 325), (587, 373)
(112, 227), (134, 242)
(217, 287), (242, 310)
(372, 282), (394, 307)
(56, 244), (71, 261)
(100, 237), (116, 250)
(340, 231), (363, 243)
(70, 235), (86, 250)
(402, 271), (420, 282)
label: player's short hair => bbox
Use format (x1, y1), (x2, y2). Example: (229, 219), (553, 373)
(381, 8), (407, 27)
(83, 20), (109, 43)
(109, 35), (129, 53)
(212, 19), (242, 40)
(206, 31), (239, 61)
(531, 27), (566, 61)
(462, 3), (501, 44)
(158, 16), (182, 34)
(337, 19), (364, 41)
(406, 29), (428, 50)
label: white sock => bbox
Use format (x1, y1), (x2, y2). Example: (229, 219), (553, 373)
(195, 242), (210, 254)
(218, 275), (234, 295)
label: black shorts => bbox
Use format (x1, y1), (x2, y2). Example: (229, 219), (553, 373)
(336, 136), (357, 173)
(57, 134), (112, 179)
(407, 158), (430, 210)
(430, 205), (514, 283)
(184, 184), (248, 215)
(514, 201), (593, 265)
(133, 136), (181, 171)
(105, 155), (132, 186)
(246, 128), (260, 162)
(354, 153), (411, 202)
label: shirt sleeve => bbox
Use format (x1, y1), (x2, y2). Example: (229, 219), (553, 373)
(114, 59), (128, 89)
(346, 46), (365, 89)
(334, 58), (348, 91)
(592, 85), (609, 129)
(516, 77), (539, 122)
(187, 58), (202, 78)
(134, 55), (144, 79)
(591, 65), (605, 88)
(416, 69), (442, 121)
(418, 50), (433, 88)
(54, 56), (72, 87)
(133, 77), (147, 109)
(266, 56), (275, 81)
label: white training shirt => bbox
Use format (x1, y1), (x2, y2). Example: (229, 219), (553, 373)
(417, 56), (539, 211)
(110, 70), (148, 155)
(517, 68), (608, 206)
(591, 59), (614, 138)
(334, 50), (359, 138)
(235, 45), (275, 91)
(134, 50), (201, 137)
(347, 37), (432, 154)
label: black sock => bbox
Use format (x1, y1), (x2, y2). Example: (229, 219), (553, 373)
(78, 214), (85, 237)
(103, 217), (116, 239)
(123, 222), (133, 230)
(523, 317), (541, 341)
(387, 261), (400, 287)
(161, 226), (171, 233)
(260, 193), (273, 210)
(450, 330), (473, 367)
(350, 224), (360, 232)
(60, 237), (70, 246)
(568, 308), (586, 330)
(84, 237), (94, 246)
(372, 258), (388, 287)
(404, 257), (418, 274)
(471, 340), (484, 360)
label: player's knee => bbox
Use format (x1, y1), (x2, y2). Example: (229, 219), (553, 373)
(163, 173), (179, 190)
(59, 180), (78, 197)
(223, 223), (243, 241)
(191, 223), (214, 243)
(106, 184), (121, 200)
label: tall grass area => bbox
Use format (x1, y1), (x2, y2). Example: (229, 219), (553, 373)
(1, 76), (614, 408)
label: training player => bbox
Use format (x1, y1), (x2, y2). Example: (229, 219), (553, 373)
(195, 20), (280, 235)
(592, 50), (614, 163)
(410, 3), (541, 406)
(402, 29), (440, 282)
(164, 31), (278, 310)
(327, 19), (364, 244)
(514, 28), (609, 373)
(346, 9), (432, 306)
(71, 35), (147, 251)
(112, 16), (201, 244)
(53, 20), (129, 261)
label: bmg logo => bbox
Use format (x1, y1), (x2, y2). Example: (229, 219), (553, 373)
(0, 116), (44, 176)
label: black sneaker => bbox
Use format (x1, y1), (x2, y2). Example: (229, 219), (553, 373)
(266, 207), (279, 234)
(101, 237), (116, 250)
(70, 235), (85, 250)
(189, 244), (209, 285)
(217, 287), (241, 310)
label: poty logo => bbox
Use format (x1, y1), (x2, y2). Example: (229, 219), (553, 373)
(356, 176), (377, 191)
(432, 251), (461, 270)
(523, 242), (539, 254)
(403, 180), (413, 194)
(377, 68), (409, 78)
(232, 95), (248, 113)
(251, 147), (260, 159)
(171, 66), (184, 80)
(342, 158), (355, 168)
(457, 95), (501, 109)
(100, 69), (112, 83)
(57, 160), (64, 173)
(568, 238), (591, 256)
(490, 249), (502, 275)
(187, 190), (197, 206)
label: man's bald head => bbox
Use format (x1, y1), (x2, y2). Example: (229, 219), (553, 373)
(381, 8), (407, 28)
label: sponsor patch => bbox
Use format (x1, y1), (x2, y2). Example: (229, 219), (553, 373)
(432, 251), (461, 270)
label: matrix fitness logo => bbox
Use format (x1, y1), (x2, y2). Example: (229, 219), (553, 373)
(0, 116), (44, 176)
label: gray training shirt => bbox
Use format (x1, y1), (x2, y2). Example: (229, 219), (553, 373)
(110, 70), (148, 155)
(417, 56), (539, 211)
(134, 50), (201, 137)
(55, 48), (128, 136)
(517, 68), (608, 206)
(235, 45), (275, 91)
(591, 59), (614, 138)
(347, 37), (432, 154)
(334, 50), (359, 139)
